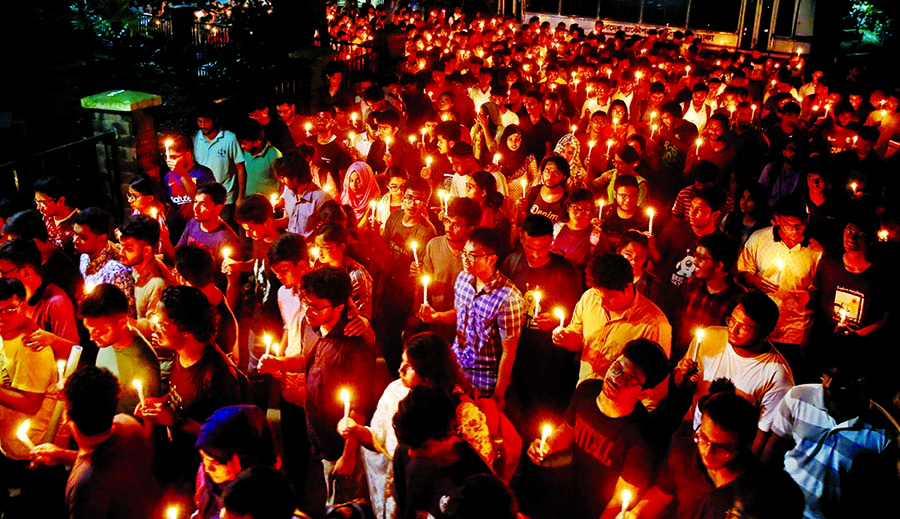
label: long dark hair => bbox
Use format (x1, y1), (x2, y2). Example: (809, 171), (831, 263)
(471, 171), (505, 210)
(404, 332), (469, 394)
(497, 125), (527, 174)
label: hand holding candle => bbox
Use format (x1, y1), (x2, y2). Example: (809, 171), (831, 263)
(539, 424), (552, 453)
(553, 307), (565, 331)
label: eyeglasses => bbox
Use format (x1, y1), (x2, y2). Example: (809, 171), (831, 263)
(301, 299), (333, 315)
(0, 266), (23, 277)
(34, 197), (58, 208)
(387, 183), (407, 191)
(569, 205), (592, 215)
(461, 250), (491, 261)
(693, 430), (739, 456)
(0, 302), (22, 316)
(608, 360), (645, 388)
(442, 218), (466, 230)
(725, 316), (759, 335)
(126, 193), (145, 202)
(402, 195), (426, 204)
(615, 191), (636, 200)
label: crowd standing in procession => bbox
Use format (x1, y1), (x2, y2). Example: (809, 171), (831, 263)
(1, 3), (900, 519)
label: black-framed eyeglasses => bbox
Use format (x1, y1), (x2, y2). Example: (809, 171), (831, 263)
(402, 195), (426, 204)
(0, 302), (22, 316)
(34, 197), (58, 207)
(301, 299), (333, 314)
(693, 430), (740, 456)
(608, 360), (645, 388)
(725, 316), (759, 334)
(0, 266), (23, 277)
(461, 250), (491, 261)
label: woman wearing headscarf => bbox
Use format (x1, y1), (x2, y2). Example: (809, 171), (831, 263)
(470, 102), (505, 162)
(553, 133), (588, 191)
(488, 125), (538, 202)
(340, 161), (381, 229)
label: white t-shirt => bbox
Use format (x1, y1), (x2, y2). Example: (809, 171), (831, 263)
(685, 326), (794, 432)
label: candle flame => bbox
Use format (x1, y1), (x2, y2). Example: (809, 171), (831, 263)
(16, 420), (33, 449)
(553, 307), (565, 319)
(340, 388), (350, 404)
(421, 274), (431, 287)
(221, 246), (232, 260)
(695, 328), (705, 341)
(166, 506), (178, 519)
(132, 379), (143, 392)
(621, 489), (633, 509)
(645, 207), (655, 217)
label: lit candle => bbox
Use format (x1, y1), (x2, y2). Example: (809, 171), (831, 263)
(650, 111), (657, 123)
(539, 423), (552, 453)
(695, 137), (703, 156)
(650, 124), (658, 140)
(612, 117), (620, 128)
(635, 70), (643, 81)
(425, 155), (433, 167)
(728, 105), (735, 121)
(309, 247), (320, 264)
(751, 104), (758, 120)
(369, 200), (377, 222)
(221, 246), (232, 260)
(421, 127), (427, 144)
(684, 65), (691, 78)
(493, 153), (501, 165)
(348, 131), (356, 146)
(598, 198), (605, 219)
(824, 104), (830, 119)
(621, 489), (633, 516)
(838, 307), (848, 327)
(56, 359), (66, 390)
(408, 135), (416, 145)
(606, 139), (614, 157)
(533, 289), (541, 317)
(570, 125), (577, 135)
(133, 379), (145, 406)
(421, 274), (431, 305)
(263, 333), (272, 356)
(878, 229), (889, 242)
(440, 190), (450, 213)
(16, 420), (35, 450)
(646, 207), (655, 235)
(520, 178), (528, 199)
(588, 140), (596, 155)
(410, 241), (419, 265)
(850, 182), (858, 195)
(167, 505), (179, 519)
(554, 307), (565, 329)
(164, 138), (174, 161)
(305, 122), (312, 137)
(84, 282), (96, 295)
(149, 207), (159, 220)
(385, 135), (392, 153)
(693, 328), (705, 362)
(269, 193), (279, 207)
(340, 388), (351, 419)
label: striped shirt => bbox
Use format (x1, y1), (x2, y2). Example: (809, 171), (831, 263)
(452, 271), (525, 396)
(772, 384), (898, 519)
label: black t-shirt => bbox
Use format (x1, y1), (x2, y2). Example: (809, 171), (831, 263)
(393, 440), (492, 519)
(565, 379), (660, 519)
(526, 185), (568, 223)
(601, 205), (651, 248)
(812, 253), (890, 343)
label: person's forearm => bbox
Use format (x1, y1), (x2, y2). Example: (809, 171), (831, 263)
(494, 337), (519, 398)
(235, 163), (247, 204)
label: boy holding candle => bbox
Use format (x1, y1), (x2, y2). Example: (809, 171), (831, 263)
(526, 339), (670, 519)
(81, 283), (160, 414)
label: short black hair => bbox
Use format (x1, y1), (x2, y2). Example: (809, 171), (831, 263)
(393, 385), (456, 448)
(0, 239), (42, 270)
(236, 120), (265, 143)
(539, 155), (571, 180)
(447, 474), (518, 519)
(222, 466), (297, 519)
(33, 176), (69, 201)
(467, 227), (502, 256)
(623, 338), (670, 389)
(689, 160), (720, 184)
(568, 188), (594, 206)
(196, 405), (277, 468)
(72, 207), (111, 237)
(175, 244), (216, 287)
(590, 253), (633, 291)
(661, 100), (684, 118)
(1, 210), (49, 242)
(447, 197), (482, 228)
(64, 366), (120, 436)
(0, 277), (26, 302)
(699, 392), (759, 447)
(772, 196), (808, 220)
(737, 291), (779, 336)
(521, 214), (553, 238)
(267, 233), (307, 266)
(118, 215), (161, 246)
(693, 187), (728, 214)
(160, 285), (218, 343)
(405, 176), (432, 200)
(273, 149), (312, 183)
(315, 222), (349, 245)
(79, 283), (129, 318)
(300, 266), (352, 307)
(236, 194), (274, 225)
(614, 174), (639, 190)
(697, 233), (739, 272)
(197, 182), (228, 206)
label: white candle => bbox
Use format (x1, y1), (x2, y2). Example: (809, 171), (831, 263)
(650, 124), (657, 140)
(57, 360), (66, 390)
(695, 137), (703, 156)
(410, 241), (419, 265)
(598, 199), (605, 219)
(751, 104), (758, 120)
(340, 388), (351, 419)
(221, 247), (231, 260)
(878, 229), (889, 242)
(425, 155), (433, 167)
(539, 424), (552, 453)
(16, 420), (35, 450)
(621, 489), (633, 515)
(693, 328), (705, 362)
(493, 153), (501, 165)
(646, 207), (655, 236)
(269, 193), (279, 207)
(421, 127), (427, 144)
(570, 125), (577, 135)
(408, 135), (416, 145)
(164, 138), (174, 161)
(520, 178), (528, 199)
(839, 308), (848, 327)
(305, 122), (312, 136)
(150, 207), (159, 220)
(133, 379), (145, 406)
(533, 289), (541, 317)
(850, 182), (858, 195)
(421, 274), (431, 305)
(167, 506), (179, 519)
(554, 307), (565, 329)
(369, 200), (377, 222)
(351, 112), (359, 126)
(588, 140), (596, 156)
(263, 334), (272, 356)
(385, 135), (392, 153)
(606, 139), (614, 157)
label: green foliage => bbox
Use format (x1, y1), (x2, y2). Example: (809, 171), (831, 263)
(844, 0), (894, 44)
(70, 0), (140, 41)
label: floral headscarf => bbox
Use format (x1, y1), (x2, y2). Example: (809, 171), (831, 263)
(554, 134), (587, 190)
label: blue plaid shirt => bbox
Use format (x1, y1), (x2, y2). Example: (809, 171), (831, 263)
(452, 271), (525, 396)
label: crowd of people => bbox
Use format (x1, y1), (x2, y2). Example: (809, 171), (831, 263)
(1, 4), (899, 519)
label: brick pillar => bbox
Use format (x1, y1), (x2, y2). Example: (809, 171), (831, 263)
(81, 90), (162, 184)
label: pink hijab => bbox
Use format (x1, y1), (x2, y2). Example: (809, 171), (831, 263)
(340, 161), (381, 221)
